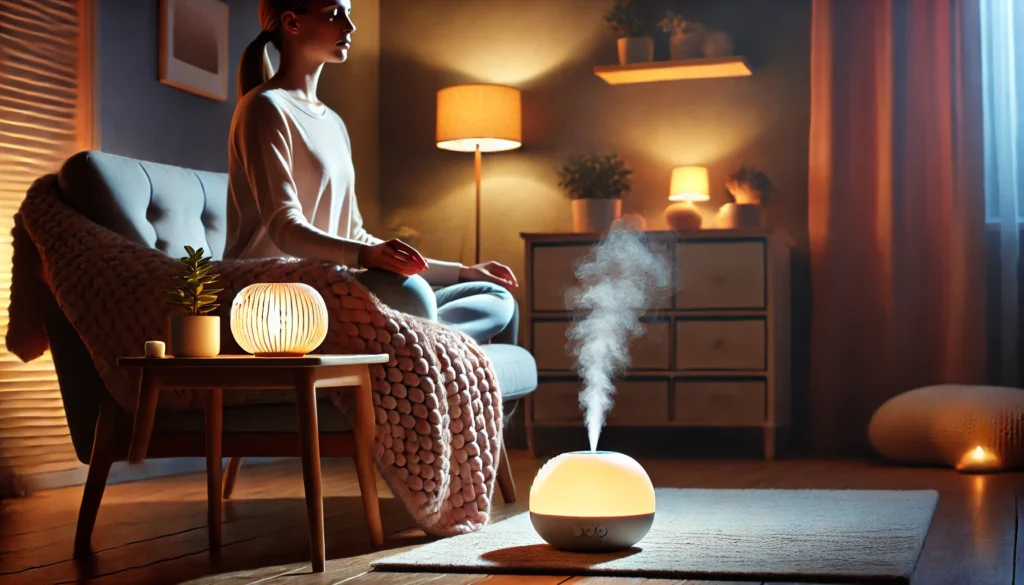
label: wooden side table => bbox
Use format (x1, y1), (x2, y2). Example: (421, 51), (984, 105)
(117, 354), (389, 573)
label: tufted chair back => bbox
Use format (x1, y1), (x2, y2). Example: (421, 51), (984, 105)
(57, 150), (228, 260)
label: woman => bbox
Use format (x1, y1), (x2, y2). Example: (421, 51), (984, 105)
(227, 0), (518, 343)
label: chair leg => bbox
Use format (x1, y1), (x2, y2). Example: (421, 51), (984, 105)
(223, 457), (243, 499)
(74, 399), (118, 559)
(496, 441), (516, 504)
(523, 394), (536, 458)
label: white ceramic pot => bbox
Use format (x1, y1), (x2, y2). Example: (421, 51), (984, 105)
(169, 315), (221, 357)
(716, 203), (764, 229)
(573, 199), (623, 233)
(669, 32), (705, 61)
(617, 37), (654, 65)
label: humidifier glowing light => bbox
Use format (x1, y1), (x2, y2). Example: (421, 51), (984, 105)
(230, 283), (328, 357)
(530, 451), (655, 551)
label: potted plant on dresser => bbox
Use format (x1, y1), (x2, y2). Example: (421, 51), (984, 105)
(557, 153), (633, 233)
(604, 0), (653, 65)
(167, 245), (223, 357)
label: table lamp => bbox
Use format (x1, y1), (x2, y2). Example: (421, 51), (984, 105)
(664, 165), (710, 231)
(230, 283), (328, 357)
(436, 84), (522, 264)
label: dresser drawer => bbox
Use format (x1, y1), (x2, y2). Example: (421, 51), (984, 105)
(533, 380), (583, 422)
(532, 318), (671, 371)
(531, 242), (673, 312)
(533, 379), (669, 425)
(674, 380), (766, 425)
(675, 241), (765, 309)
(675, 319), (766, 370)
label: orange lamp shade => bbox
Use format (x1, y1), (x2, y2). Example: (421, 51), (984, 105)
(669, 166), (711, 202)
(530, 451), (655, 551)
(230, 283), (328, 357)
(436, 84), (522, 153)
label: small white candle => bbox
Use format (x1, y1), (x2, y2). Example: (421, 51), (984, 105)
(145, 341), (166, 358)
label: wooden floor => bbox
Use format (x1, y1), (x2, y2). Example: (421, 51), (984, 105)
(1, 453), (1021, 585)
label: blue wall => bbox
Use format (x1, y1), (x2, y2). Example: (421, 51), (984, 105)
(97, 0), (260, 172)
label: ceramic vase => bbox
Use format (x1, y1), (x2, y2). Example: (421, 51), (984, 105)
(573, 199), (622, 233)
(703, 31), (734, 57)
(669, 32), (705, 61)
(617, 37), (654, 65)
(715, 203), (764, 229)
(169, 315), (220, 357)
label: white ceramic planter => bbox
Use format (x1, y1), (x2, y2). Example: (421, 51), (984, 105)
(617, 37), (654, 65)
(573, 199), (623, 233)
(716, 203), (764, 229)
(169, 315), (220, 357)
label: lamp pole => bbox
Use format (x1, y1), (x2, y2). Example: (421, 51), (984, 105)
(474, 144), (482, 266)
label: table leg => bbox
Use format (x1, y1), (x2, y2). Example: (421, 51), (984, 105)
(353, 367), (383, 547)
(206, 388), (223, 554)
(295, 369), (325, 573)
(128, 371), (161, 464)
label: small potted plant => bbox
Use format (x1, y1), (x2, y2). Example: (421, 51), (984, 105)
(604, 0), (653, 66)
(166, 245), (223, 357)
(717, 166), (771, 228)
(657, 10), (706, 61)
(557, 153), (633, 233)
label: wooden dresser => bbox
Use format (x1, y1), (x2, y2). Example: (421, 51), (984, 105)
(521, 229), (792, 459)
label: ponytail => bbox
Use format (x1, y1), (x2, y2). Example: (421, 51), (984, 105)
(237, 30), (276, 100)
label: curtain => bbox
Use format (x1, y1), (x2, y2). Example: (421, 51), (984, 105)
(981, 0), (1022, 387)
(808, 0), (987, 454)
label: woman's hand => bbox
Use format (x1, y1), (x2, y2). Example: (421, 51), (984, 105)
(359, 239), (429, 276)
(459, 261), (519, 290)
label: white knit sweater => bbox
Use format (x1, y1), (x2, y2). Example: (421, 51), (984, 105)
(225, 86), (463, 285)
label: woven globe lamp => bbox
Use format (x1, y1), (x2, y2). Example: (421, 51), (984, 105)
(664, 166), (710, 231)
(230, 283), (328, 357)
(530, 451), (655, 551)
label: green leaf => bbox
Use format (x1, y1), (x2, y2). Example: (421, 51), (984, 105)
(197, 293), (219, 303)
(203, 288), (224, 296)
(184, 245), (196, 257)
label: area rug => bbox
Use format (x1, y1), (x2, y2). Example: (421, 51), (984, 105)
(371, 488), (939, 583)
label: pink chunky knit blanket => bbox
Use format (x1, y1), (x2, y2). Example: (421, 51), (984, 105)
(8, 174), (503, 535)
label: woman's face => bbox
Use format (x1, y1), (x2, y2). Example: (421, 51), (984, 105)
(283, 0), (356, 64)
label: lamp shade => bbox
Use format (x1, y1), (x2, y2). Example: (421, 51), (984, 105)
(436, 84), (522, 153)
(230, 283), (328, 357)
(530, 451), (655, 551)
(669, 166), (711, 202)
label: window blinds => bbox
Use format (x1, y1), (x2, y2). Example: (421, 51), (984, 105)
(0, 0), (93, 485)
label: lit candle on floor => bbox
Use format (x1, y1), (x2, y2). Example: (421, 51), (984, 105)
(956, 445), (1000, 473)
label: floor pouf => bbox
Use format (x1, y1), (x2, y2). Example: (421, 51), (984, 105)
(868, 384), (1024, 472)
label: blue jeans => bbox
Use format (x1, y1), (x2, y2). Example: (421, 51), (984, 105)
(354, 270), (515, 343)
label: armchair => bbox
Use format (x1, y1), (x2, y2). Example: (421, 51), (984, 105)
(30, 151), (537, 558)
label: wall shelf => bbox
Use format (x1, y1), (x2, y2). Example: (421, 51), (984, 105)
(594, 56), (752, 85)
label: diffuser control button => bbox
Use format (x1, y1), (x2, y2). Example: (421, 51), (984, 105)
(571, 525), (582, 537)
(584, 526), (595, 537)
(596, 526), (607, 538)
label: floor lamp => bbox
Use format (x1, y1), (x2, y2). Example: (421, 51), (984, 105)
(436, 84), (522, 265)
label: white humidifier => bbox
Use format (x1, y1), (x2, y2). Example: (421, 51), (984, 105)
(529, 450), (655, 551)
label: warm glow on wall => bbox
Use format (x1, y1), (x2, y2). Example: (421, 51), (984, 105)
(230, 283), (329, 357)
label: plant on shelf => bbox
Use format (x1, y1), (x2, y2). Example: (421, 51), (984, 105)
(657, 9), (707, 60)
(558, 153), (633, 233)
(717, 166), (772, 229)
(604, 0), (654, 65)
(725, 166), (772, 205)
(166, 245), (223, 357)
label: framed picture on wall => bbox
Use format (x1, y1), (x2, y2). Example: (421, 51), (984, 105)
(159, 0), (229, 101)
